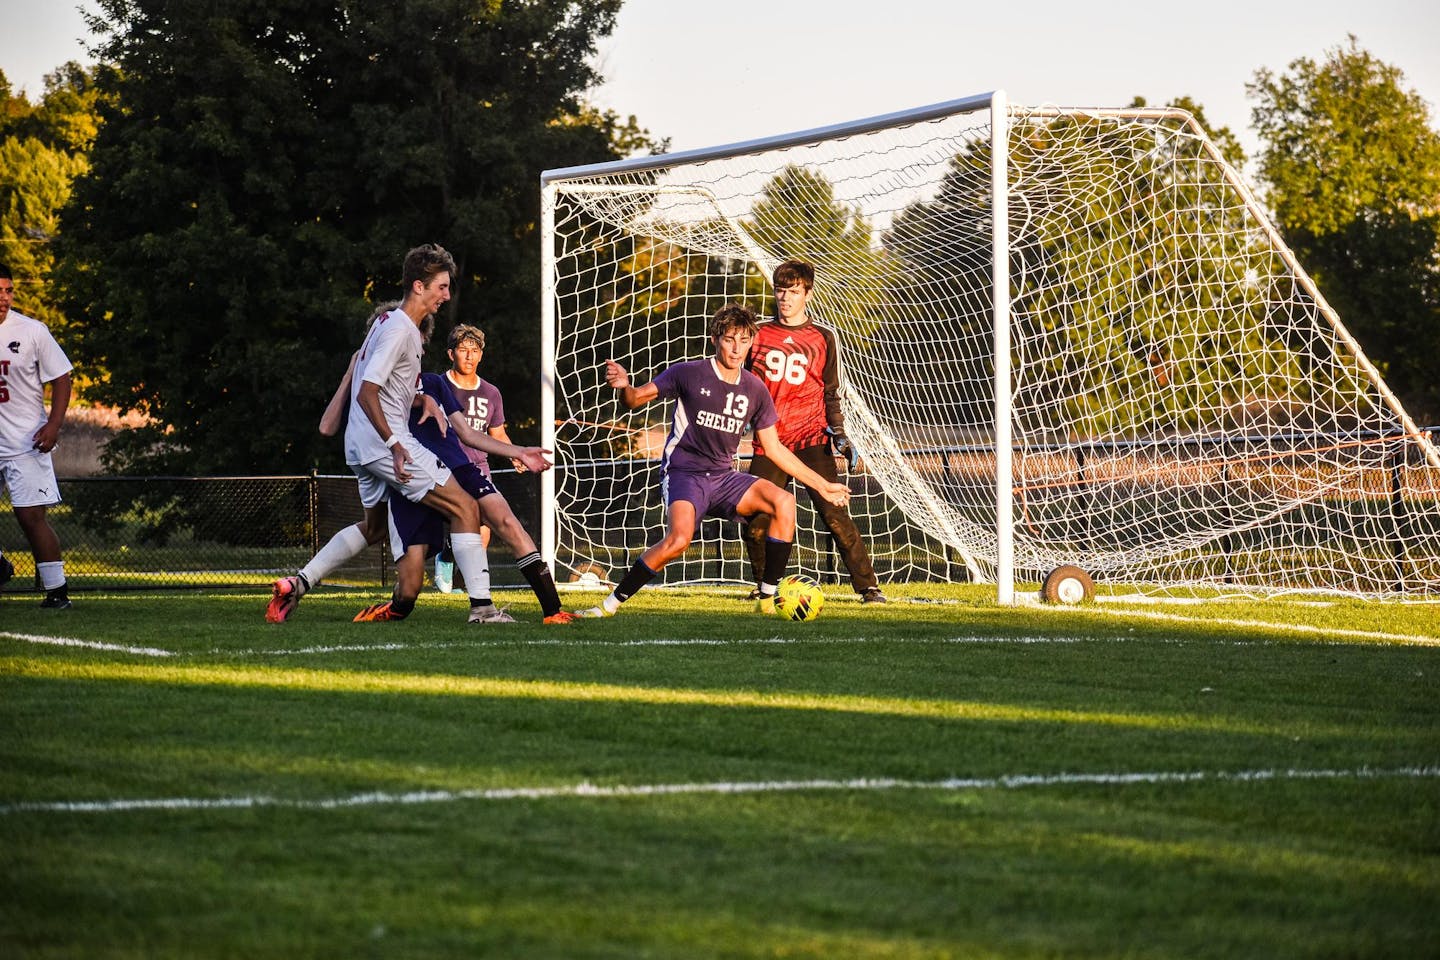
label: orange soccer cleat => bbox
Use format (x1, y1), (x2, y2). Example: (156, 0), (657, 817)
(353, 600), (407, 622)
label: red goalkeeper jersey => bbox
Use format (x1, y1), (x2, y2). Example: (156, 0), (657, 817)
(746, 317), (843, 457)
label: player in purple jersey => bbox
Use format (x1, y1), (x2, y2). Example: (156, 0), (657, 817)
(266, 244), (506, 624)
(578, 304), (850, 618)
(350, 372), (579, 624)
(270, 281), (553, 625)
(443, 324), (513, 477)
(432, 323), (515, 589)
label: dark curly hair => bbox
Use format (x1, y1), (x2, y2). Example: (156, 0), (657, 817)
(708, 303), (759, 341)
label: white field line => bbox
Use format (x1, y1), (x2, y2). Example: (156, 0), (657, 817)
(216, 636), (1102, 656)
(0, 631), (175, 657)
(1044, 606), (1440, 646)
(4, 765), (1436, 816)
(1, 635), (1089, 659)
(4, 629), (1428, 660)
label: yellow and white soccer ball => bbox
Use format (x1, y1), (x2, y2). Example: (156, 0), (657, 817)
(773, 575), (825, 622)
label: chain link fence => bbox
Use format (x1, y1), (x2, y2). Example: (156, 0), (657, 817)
(0, 471), (542, 595)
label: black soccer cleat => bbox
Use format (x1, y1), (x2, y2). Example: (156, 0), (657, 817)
(40, 586), (72, 609)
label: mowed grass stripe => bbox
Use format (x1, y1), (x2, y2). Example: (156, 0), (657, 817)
(2, 656), (1334, 737)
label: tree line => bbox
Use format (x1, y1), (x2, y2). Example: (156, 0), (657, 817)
(3, 0), (661, 474)
(2, 16), (1437, 477)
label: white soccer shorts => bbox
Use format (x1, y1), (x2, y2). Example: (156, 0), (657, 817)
(351, 448), (452, 508)
(0, 451), (62, 508)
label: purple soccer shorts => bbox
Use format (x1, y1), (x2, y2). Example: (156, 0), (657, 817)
(662, 469), (760, 524)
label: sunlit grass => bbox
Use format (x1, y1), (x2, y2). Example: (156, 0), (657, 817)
(0, 656), (1350, 738)
(2, 589), (1437, 958)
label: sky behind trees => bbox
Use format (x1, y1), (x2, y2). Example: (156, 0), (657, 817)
(4, 0), (1438, 166)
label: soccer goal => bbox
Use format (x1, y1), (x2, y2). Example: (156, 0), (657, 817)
(540, 91), (1440, 600)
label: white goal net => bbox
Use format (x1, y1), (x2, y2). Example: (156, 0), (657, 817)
(541, 92), (1440, 599)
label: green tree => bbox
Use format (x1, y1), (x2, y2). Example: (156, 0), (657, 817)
(0, 137), (85, 327)
(56, 0), (653, 474)
(5, 62), (107, 155)
(1249, 36), (1440, 422)
(743, 164), (887, 337)
(1131, 94), (1246, 169)
(882, 103), (1321, 437)
(0, 64), (103, 352)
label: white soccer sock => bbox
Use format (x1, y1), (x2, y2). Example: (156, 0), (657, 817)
(299, 523), (370, 590)
(450, 531), (491, 602)
(37, 560), (66, 591)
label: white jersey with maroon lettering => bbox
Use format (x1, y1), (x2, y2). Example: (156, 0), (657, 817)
(0, 309), (73, 459)
(344, 309), (424, 466)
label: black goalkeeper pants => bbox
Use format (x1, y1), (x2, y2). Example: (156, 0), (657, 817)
(743, 443), (877, 594)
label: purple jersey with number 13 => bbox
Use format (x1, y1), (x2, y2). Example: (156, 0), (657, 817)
(650, 359), (777, 474)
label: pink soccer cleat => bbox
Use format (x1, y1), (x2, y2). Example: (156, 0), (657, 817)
(266, 576), (302, 623)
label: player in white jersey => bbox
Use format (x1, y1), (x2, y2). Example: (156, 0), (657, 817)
(266, 243), (509, 624)
(0, 263), (74, 607)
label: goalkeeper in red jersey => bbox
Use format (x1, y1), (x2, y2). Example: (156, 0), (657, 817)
(743, 259), (886, 603)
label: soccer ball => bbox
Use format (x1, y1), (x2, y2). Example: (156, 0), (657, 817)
(773, 575), (825, 622)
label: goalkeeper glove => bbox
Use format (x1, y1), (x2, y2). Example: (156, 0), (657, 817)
(825, 426), (860, 473)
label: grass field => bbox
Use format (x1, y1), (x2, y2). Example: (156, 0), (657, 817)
(2, 583), (1438, 959)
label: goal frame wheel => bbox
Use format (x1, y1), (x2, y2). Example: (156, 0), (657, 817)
(1041, 565), (1095, 604)
(567, 562), (608, 585)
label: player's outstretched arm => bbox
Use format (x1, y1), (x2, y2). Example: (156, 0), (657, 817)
(755, 425), (850, 507)
(604, 359), (658, 409)
(491, 424), (525, 472)
(447, 413), (552, 472)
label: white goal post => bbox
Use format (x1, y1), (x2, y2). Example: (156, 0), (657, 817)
(539, 90), (1440, 600)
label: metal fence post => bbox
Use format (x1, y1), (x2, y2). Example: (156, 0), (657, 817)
(308, 470), (321, 557)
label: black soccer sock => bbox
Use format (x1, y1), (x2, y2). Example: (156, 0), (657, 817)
(614, 558), (659, 603)
(390, 595), (416, 619)
(516, 551), (562, 617)
(762, 536), (792, 592)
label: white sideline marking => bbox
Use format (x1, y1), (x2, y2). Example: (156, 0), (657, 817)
(205, 632), (1438, 654)
(214, 635), (1096, 656)
(4, 632), (1106, 660)
(5, 630), (1429, 660)
(4, 765), (1436, 816)
(0, 631), (175, 657)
